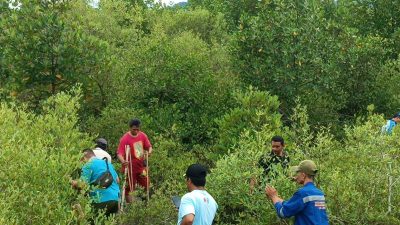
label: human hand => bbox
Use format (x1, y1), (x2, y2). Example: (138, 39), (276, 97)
(122, 160), (129, 167)
(71, 180), (78, 188)
(265, 185), (278, 199)
(140, 169), (147, 177)
(249, 177), (256, 194)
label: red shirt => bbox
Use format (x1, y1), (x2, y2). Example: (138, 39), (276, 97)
(117, 131), (152, 170)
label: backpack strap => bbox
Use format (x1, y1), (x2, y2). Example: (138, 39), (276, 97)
(103, 157), (110, 171)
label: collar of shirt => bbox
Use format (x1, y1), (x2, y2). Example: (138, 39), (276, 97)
(269, 151), (287, 157)
(88, 156), (96, 162)
(304, 182), (315, 188)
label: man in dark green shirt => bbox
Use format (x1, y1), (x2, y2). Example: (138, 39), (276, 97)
(250, 136), (290, 193)
(258, 136), (290, 176)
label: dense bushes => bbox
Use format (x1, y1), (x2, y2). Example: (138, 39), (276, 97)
(1, 85), (400, 225)
(317, 113), (400, 224)
(0, 89), (117, 224)
(207, 108), (400, 225)
(215, 86), (281, 153)
(1, 0), (400, 224)
(111, 29), (238, 146)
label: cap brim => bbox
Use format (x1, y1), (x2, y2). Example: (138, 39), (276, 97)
(289, 166), (300, 178)
(291, 166), (300, 173)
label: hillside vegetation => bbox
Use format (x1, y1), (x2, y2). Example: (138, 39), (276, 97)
(1, 0), (400, 224)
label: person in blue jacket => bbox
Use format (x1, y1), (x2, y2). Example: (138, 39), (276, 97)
(382, 112), (400, 135)
(71, 149), (120, 217)
(265, 160), (329, 225)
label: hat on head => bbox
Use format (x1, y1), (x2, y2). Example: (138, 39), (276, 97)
(292, 160), (318, 176)
(95, 138), (108, 150)
(96, 138), (107, 145)
(392, 112), (400, 118)
(185, 164), (207, 179)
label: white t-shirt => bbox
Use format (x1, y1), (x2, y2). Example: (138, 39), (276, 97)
(93, 147), (112, 162)
(177, 189), (218, 225)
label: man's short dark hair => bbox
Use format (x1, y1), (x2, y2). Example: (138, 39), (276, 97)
(82, 148), (92, 153)
(306, 174), (316, 180)
(190, 177), (206, 187)
(186, 164), (207, 187)
(129, 118), (141, 128)
(271, 136), (284, 145)
(83, 148), (95, 156)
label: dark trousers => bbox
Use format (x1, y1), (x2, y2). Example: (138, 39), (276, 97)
(92, 200), (119, 217)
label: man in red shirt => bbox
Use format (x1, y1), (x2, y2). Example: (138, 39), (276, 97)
(117, 118), (152, 203)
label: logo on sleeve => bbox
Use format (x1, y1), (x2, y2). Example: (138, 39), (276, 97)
(315, 201), (326, 210)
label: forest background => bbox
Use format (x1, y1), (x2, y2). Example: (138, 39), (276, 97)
(0, 0), (400, 224)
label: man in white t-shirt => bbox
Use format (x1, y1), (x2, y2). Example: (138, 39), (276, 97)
(177, 164), (218, 225)
(93, 138), (112, 163)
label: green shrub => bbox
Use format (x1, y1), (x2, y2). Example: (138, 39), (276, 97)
(208, 130), (299, 225)
(316, 113), (400, 224)
(0, 88), (115, 225)
(209, 106), (400, 225)
(118, 190), (176, 225)
(111, 29), (239, 146)
(215, 86), (282, 154)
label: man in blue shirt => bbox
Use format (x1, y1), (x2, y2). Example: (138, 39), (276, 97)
(71, 149), (120, 217)
(177, 164), (218, 225)
(382, 112), (400, 135)
(265, 160), (329, 225)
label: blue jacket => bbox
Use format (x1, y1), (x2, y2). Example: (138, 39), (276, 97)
(383, 119), (397, 135)
(81, 157), (120, 203)
(274, 182), (329, 225)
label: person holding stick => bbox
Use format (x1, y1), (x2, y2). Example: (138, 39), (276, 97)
(117, 118), (152, 203)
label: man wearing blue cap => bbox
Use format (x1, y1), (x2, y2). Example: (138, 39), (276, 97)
(177, 164), (218, 225)
(382, 112), (400, 135)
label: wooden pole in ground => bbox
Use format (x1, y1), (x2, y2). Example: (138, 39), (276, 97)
(146, 151), (150, 203)
(120, 145), (131, 212)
